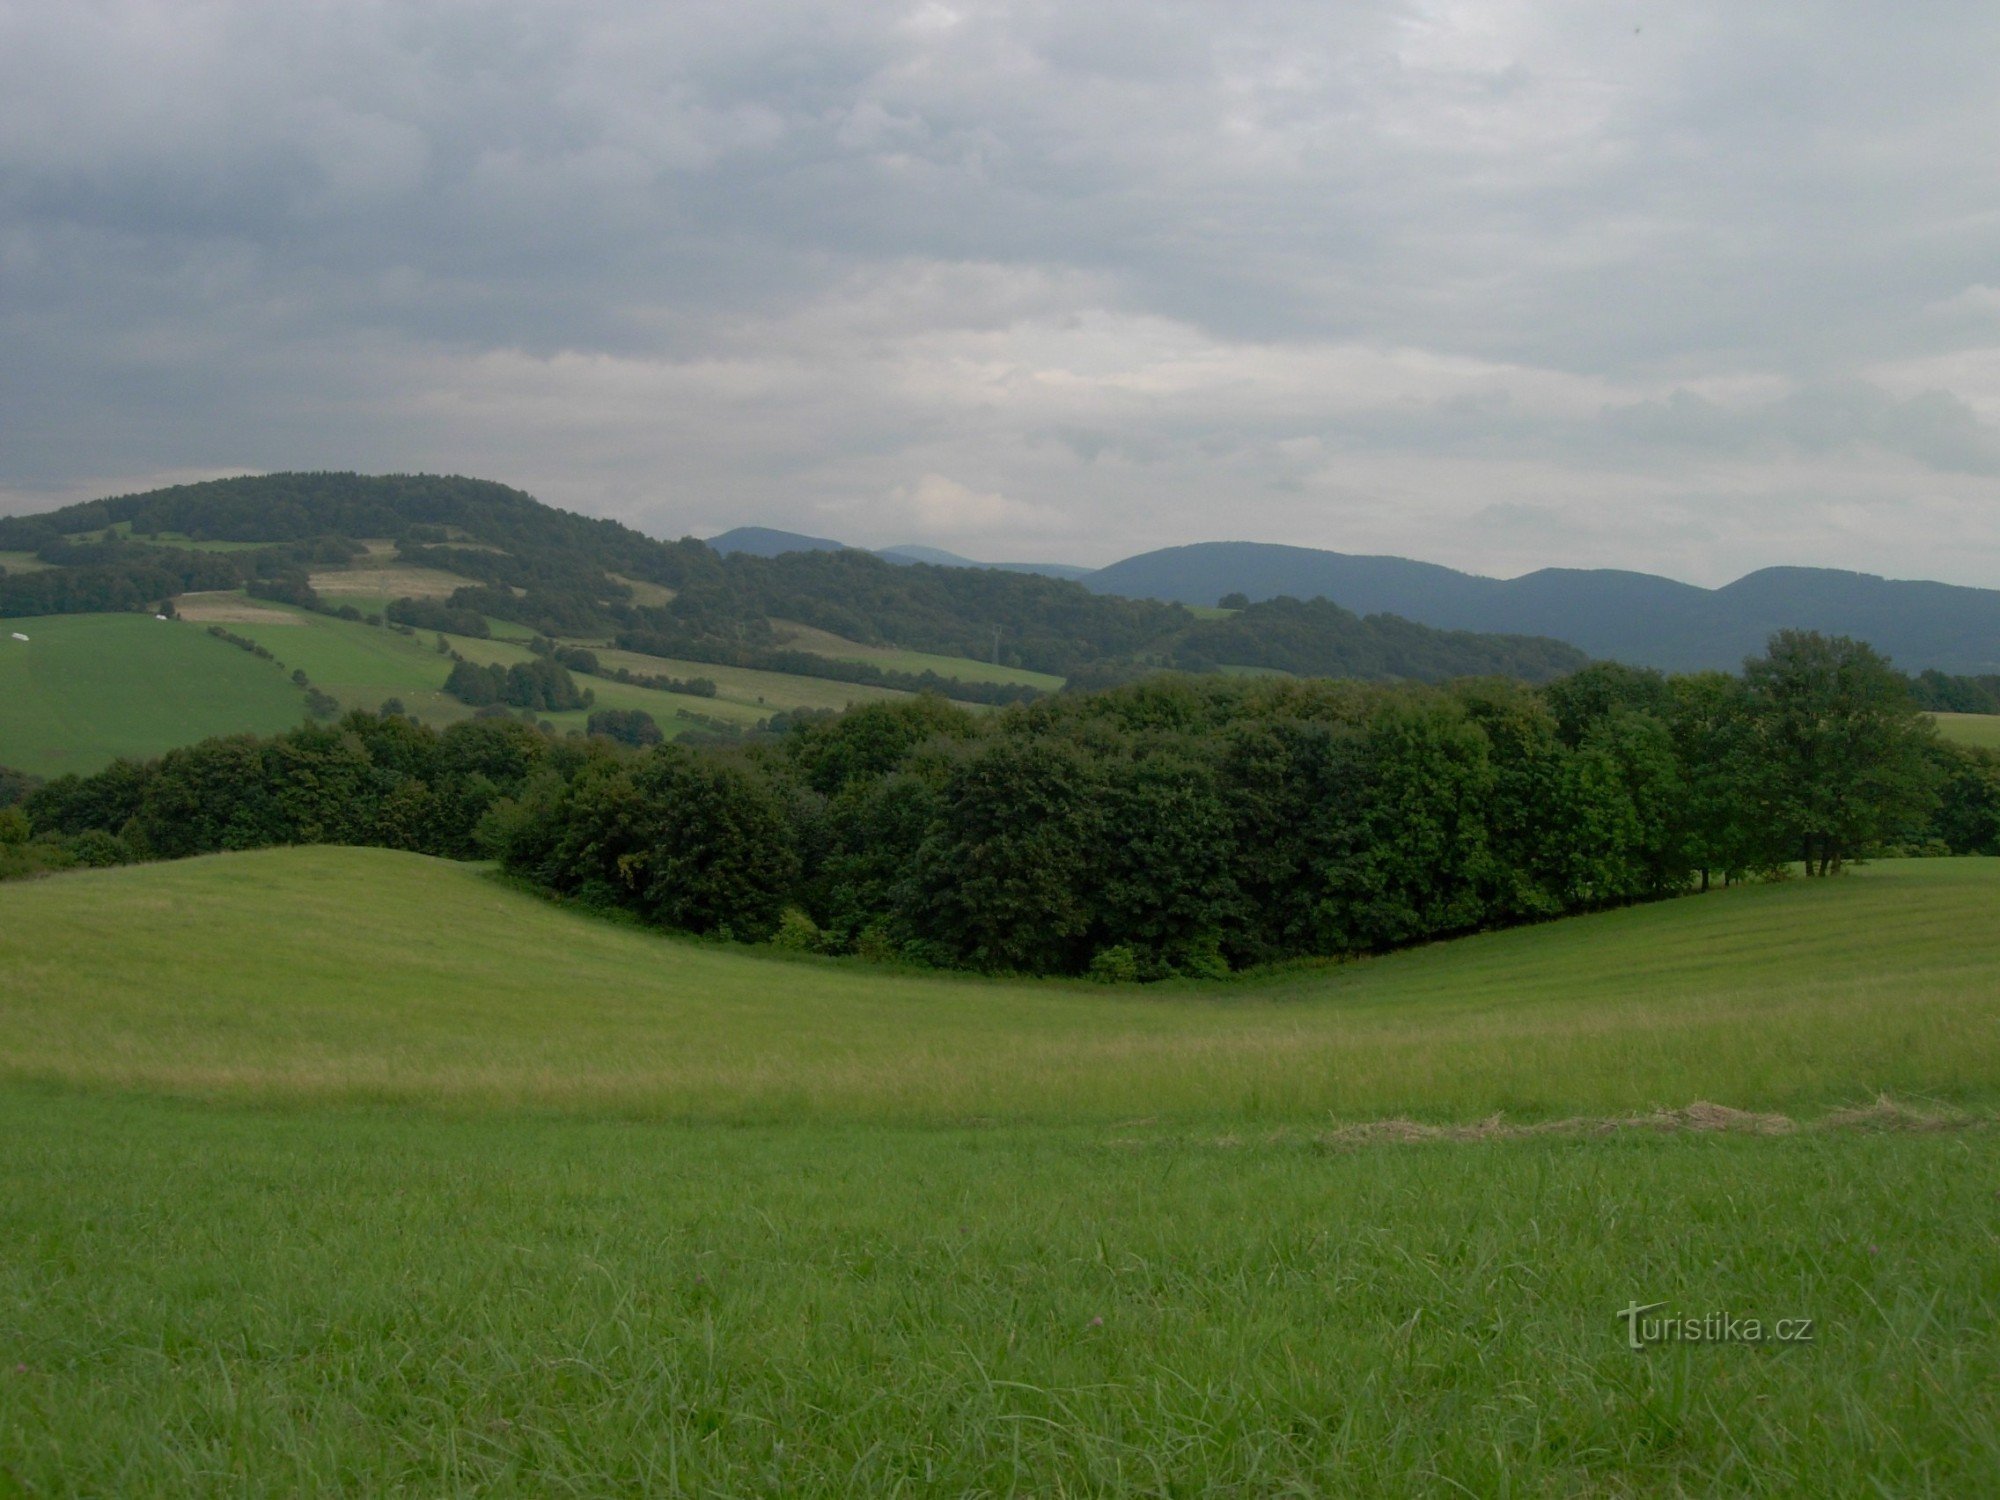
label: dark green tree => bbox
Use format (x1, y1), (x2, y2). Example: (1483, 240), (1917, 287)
(1742, 631), (1941, 874)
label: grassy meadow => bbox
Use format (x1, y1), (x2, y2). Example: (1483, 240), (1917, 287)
(0, 614), (306, 776)
(0, 595), (1012, 777)
(3, 849), (1999, 1123)
(1933, 711), (2000, 749)
(1, 851), (1997, 1492)
(772, 619), (1067, 691)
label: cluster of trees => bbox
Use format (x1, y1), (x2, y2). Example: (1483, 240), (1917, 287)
(1908, 669), (2000, 715)
(13, 628), (1980, 984)
(586, 708), (665, 747)
(443, 658), (593, 712)
(1173, 595), (1586, 683)
(479, 632), (1966, 975)
(386, 597), (492, 638)
(14, 716), (558, 868)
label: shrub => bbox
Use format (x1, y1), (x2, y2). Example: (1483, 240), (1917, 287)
(772, 907), (824, 952)
(1088, 944), (1142, 984)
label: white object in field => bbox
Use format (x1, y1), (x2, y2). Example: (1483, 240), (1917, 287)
(155, 613), (168, 620)
(9, 632), (26, 642)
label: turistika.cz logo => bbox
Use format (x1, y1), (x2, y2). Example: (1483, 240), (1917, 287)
(1617, 1301), (1816, 1350)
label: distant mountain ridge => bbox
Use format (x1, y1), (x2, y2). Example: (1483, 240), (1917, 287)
(1085, 543), (2000, 675)
(706, 527), (1090, 580)
(706, 527), (2000, 675)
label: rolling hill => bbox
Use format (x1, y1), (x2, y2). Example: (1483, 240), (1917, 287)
(0, 472), (1594, 692)
(1086, 542), (2000, 674)
(2, 848), (1995, 1494)
(4, 845), (1995, 1121)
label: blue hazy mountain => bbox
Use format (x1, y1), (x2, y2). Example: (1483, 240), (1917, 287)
(1084, 542), (2000, 674)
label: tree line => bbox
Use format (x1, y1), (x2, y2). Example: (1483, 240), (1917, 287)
(7, 630), (1995, 978)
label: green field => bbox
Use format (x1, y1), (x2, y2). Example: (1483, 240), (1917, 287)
(773, 620), (1067, 691)
(0, 550), (53, 574)
(591, 644), (924, 717)
(4, 850), (1997, 1122)
(178, 601), (771, 736)
(0, 851), (1996, 1492)
(0, 615), (307, 776)
(1934, 712), (2000, 749)
(0, 600), (955, 775)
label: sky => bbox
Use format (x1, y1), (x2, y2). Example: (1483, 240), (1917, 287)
(3, 1), (1999, 585)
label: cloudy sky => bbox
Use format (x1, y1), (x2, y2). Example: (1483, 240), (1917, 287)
(4, 1), (1999, 584)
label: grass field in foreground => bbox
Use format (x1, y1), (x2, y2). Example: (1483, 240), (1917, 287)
(4, 848), (1998, 1124)
(1934, 711), (2000, 749)
(0, 1092), (1991, 1496)
(2, 851), (1997, 1492)
(0, 614), (307, 776)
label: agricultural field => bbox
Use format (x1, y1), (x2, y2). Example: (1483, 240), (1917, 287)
(171, 598), (769, 735)
(0, 614), (306, 776)
(0, 550), (53, 574)
(305, 562), (477, 607)
(0, 851), (1995, 1493)
(1934, 711), (2000, 749)
(772, 619), (1066, 691)
(93, 521), (272, 553)
(0, 594), (972, 779)
(590, 643), (927, 716)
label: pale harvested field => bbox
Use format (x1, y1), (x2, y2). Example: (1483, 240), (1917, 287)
(308, 564), (470, 599)
(609, 572), (676, 606)
(172, 592), (302, 624)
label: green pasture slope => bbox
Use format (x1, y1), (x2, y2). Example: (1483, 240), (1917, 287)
(0, 596), (970, 778)
(1934, 711), (2000, 749)
(0, 852), (1997, 1492)
(0, 615), (306, 776)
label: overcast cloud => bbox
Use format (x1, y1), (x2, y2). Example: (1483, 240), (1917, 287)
(4, 0), (1999, 584)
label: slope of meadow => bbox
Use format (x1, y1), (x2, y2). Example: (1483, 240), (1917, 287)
(1934, 711), (2000, 749)
(3, 847), (1996, 1123)
(0, 614), (306, 776)
(2, 850), (1996, 1494)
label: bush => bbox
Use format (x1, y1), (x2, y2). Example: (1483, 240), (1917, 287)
(1088, 945), (1142, 983)
(587, 708), (663, 747)
(771, 907), (824, 952)
(66, 829), (130, 867)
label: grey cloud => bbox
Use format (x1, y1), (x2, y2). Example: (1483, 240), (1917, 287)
(3, 1), (2000, 583)
(1601, 382), (2000, 476)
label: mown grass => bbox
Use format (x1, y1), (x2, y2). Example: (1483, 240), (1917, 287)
(0, 615), (306, 776)
(3, 850), (1997, 1493)
(1, 1091), (1993, 1496)
(1934, 712), (2000, 749)
(3, 848), (1997, 1125)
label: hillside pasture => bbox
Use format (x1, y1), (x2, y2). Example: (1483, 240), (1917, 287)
(306, 562), (474, 602)
(4, 848), (1995, 1124)
(0, 849), (1996, 1494)
(592, 643), (922, 716)
(0, 614), (307, 776)
(771, 619), (1066, 690)
(1935, 711), (2000, 749)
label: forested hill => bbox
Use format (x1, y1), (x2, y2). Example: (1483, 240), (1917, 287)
(0, 472), (1588, 686)
(1085, 541), (2000, 675)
